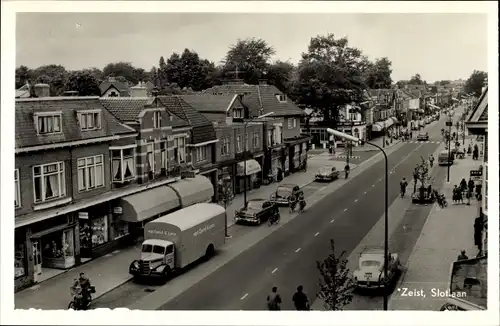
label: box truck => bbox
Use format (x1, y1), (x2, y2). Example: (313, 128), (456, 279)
(129, 203), (226, 282)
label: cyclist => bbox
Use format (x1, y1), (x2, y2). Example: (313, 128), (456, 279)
(429, 153), (435, 167)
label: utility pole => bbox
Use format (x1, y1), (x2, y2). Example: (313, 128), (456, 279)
(446, 117), (452, 183)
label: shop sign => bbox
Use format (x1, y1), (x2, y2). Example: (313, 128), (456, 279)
(181, 171), (196, 179)
(470, 170), (482, 182)
(78, 212), (89, 219)
(113, 207), (123, 214)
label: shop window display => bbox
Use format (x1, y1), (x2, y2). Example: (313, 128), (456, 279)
(15, 242), (26, 277)
(112, 215), (129, 239)
(91, 217), (109, 247)
(42, 229), (74, 260)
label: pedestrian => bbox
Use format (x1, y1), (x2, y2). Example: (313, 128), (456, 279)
(473, 144), (479, 160)
(457, 250), (468, 261)
(292, 285), (310, 311)
(344, 164), (350, 179)
(452, 185), (459, 204)
(267, 286), (282, 311)
(474, 217), (483, 255)
(413, 168), (419, 194)
(460, 178), (467, 193)
(466, 188), (472, 205)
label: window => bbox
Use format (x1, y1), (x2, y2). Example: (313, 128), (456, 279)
(160, 141), (168, 172)
(253, 132), (260, 148)
(153, 111), (161, 128)
(109, 91), (118, 97)
(245, 133), (249, 150)
(267, 130), (274, 146)
(236, 135), (242, 153)
(78, 111), (101, 131)
(484, 162), (488, 213)
(15, 241), (26, 278)
(77, 155), (104, 192)
(37, 114), (61, 134)
(146, 143), (154, 174)
(274, 126), (282, 144)
(234, 108), (243, 118)
(349, 113), (357, 121)
(288, 118), (296, 129)
(111, 148), (135, 182)
(173, 137), (186, 163)
(196, 146), (208, 162)
(33, 162), (66, 203)
(15, 169), (20, 208)
(221, 137), (230, 156)
(276, 94), (287, 102)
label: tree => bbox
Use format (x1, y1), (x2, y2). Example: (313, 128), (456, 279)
(158, 56), (169, 89)
(412, 157), (434, 202)
(65, 70), (100, 96)
(223, 37), (275, 84)
(266, 60), (296, 94)
(363, 57), (393, 89)
(163, 50), (218, 91)
(316, 239), (354, 310)
(102, 62), (138, 84)
(31, 64), (68, 96)
(15, 65), (32, 89)
(395, 80), (409, 89)
(409, 73), (424, 85)
(464, 70), (487, 97)
(217, 176), (234, 237)
(293, 33), (367, 126)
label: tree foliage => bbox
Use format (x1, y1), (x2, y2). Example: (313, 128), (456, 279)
(464, 70), (487, 97)
(102, 62), (142, 85)
(65, 70), (101, 96)
(223, 37), (275, 84)
(409, 73), (424, 85)
(316, 239), (354, 310)
(266, 60), (296, 95)
(363, 57), (393, 89)
(293, 33), (367, 126)
(414, 157), (431, 188)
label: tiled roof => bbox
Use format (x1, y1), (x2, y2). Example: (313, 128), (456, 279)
(15, 97), (135, 149)
(99, 80), (130, 96)
(179, 94), (235, 113)
(204, 83), (304, 117)
(16, 84), (31, 98)
(158, 96), (216, 144)
(100, 98), (154, 122)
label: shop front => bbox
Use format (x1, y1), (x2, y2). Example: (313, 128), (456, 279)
(77, 202), (113, 261)
(116, 186), (181, 242)
(29, 214), (77, 280)
(236, 159), (262, 194)
(218, 165), (236, 193)
(299, 142), (308, 167)
(15, 228), (31, 290)
(168, 174), (214, 207)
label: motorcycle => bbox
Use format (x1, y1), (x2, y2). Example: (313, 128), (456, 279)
(68, 286), (95, 310)
(268, 212), (281, 226)
(435, 193), (448, 208)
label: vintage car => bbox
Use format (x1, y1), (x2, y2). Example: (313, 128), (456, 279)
(438, 150), (454, 166)
(234, 199), (279, 225)
(416, 132), (429, 141)
(315, 166), (340, 182)
(270, 184), (303, 205)
(352, 247), (401, 289)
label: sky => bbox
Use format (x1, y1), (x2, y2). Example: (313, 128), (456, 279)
(16, 12), (488, 82)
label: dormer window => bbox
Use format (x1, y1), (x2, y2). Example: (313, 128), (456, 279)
(78, 110), (101, 131)
(153, 111), (161, 128)
(276, 94), (287, 102)
(234, 108), (243, 119)
(36, 112), (62, 135)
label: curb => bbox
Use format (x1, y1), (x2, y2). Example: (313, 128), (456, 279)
(92, 277), (134, 303)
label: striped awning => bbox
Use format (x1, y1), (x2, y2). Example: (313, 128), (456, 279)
(372, 122), (383, 132)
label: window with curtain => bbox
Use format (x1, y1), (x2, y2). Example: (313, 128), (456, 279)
(160, 141), (167, 171)
(196, 146), (207, 162)
(37, 114), (61, 134)
(78, 111), (101, 131)
(146, 143), (154, 173)
(253, 132), (259, 148)
(77, 155), (104, 192)
(111, 148), (136, 182)
(33, 162), (65, 203)
(236, 135), (242, 153)
(173, 137), (186, 163)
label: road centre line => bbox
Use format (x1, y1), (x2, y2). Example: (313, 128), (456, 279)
(330, 219), (335, 223)
(364, 191), (367, 194)
(354, 199), (358, 203)
(240, 293), (248, 300)
(271, 268), (278, 274)
(295, 248), (301, 253)
(314, 232), (320, 236)
(344, 208), (348, 212)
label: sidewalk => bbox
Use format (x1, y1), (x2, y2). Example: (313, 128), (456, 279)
(389, 156), (481, 310)
(14, 154), (351, 310)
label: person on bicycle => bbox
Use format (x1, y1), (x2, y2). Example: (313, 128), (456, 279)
(289, 193), (298, 213)
(298, 192), (306, 212)
(429, 153), (435, 167)
(400, 177), (408, 198)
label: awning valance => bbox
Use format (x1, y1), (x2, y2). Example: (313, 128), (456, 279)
(390, 117), (399, 125)
(237, 159), (262, 176)
(119, 186), (181, 223)
(384, 118), (394, 128)
(168, 175), (214, 207)
(372, 122), (383, 132)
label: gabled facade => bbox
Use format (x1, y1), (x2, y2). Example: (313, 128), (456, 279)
(204, 80), (309, 176)
(366, 89), (399, 137)
(99, 77), (131, 97)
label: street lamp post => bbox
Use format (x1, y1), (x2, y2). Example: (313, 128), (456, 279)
(446, 115), (452, 183)
(382, 120), (386, 148)
(327, 128), (389, 311)
(243, 112), (274, 207)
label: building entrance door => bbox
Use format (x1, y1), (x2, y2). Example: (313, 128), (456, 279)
(32, 239), (42, 282)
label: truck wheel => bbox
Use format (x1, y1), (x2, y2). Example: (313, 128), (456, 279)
(205, 244), (215, 260)
(161, 267), (170, 284)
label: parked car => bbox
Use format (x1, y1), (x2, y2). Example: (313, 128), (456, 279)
(438, 150), (454, 166)
(417, 132), (429, 141)
(352, 247), (401, 289)
(270, 184), (303, 205)
(315, 166), (340, 182)
(234, 199), (280, 225)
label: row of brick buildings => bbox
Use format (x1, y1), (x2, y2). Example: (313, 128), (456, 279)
(14, 81), (310, 291)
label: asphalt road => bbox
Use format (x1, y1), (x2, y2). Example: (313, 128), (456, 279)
(157, 116), (455, 311)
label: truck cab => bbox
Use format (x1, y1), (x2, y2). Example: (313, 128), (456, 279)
(129, 239), (175, 278)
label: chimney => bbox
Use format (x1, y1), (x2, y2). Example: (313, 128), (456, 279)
(34, 83), (50, 98)
(130, 83), (148, 97)
(225, 116), (233, 125)
(258, 79), (268, 85)
(108, 76), (116, 82)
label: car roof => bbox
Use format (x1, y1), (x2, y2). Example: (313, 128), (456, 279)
(248, 198), (266, 203)
(279, 184), (297, 188)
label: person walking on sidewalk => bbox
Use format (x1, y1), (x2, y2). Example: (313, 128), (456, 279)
(267, 286), (282, 311)
(344, 164), (350, 179)
(292, 285), (310, 311)
(474, 217), (484, 256)
(400, 178), (408, 198)
(468, 178), (475, 198)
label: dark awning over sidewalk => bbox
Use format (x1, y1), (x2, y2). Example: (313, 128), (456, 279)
(118, 186), (181, 223)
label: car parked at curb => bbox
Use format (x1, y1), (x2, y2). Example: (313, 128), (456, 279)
(352, 247), (401, 290)
(234, 199), (280, 225)
(417, 132), (429, 141)
(315, 166), (340, 182)
(270, 184), (303, 206)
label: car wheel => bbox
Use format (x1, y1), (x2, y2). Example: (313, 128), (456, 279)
(257, 217), (261, 225)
